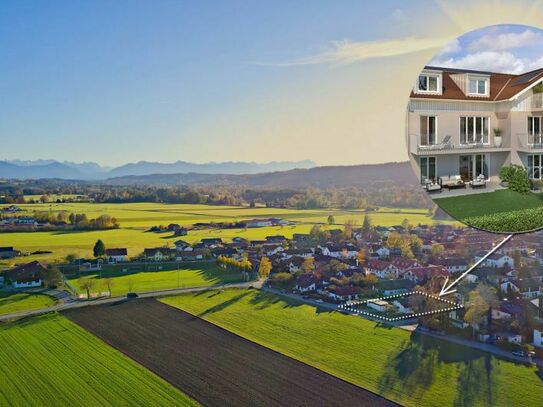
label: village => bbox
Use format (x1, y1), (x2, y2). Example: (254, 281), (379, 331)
(3, 214), (543, 359)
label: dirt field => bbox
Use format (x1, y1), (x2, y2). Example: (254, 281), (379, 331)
(64, 298), (397, 407)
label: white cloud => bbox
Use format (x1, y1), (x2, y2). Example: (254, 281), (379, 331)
(436, 38), (461, 56)
(528, 55), (543, 71)
(430, 51), (526, 74)
(267, 36), (454, 66)
(390, 8), (406, 22)
(468, 29), (542, 51)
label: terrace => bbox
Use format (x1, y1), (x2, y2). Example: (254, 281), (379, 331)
(409, 134), (510, 156)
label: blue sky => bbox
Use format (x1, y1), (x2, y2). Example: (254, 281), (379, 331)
(430, 24), (543, 73)
(1, 1), (542, 166)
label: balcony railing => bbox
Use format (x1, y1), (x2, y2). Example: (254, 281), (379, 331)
(409, 134), (506, 155)
(518, 133), (543, 150)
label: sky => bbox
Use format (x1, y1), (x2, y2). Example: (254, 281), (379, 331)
(2, 0), (543, 167)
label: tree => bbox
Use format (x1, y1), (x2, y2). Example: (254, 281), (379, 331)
(477, 283), (499, 332)
(103, 277), (114, 296)
(78, 277), (95, 299)
(401, 218), (411, 230)
(362, 214), (372, 236)
(327, 215), (335, 225)
(363, 273), (378, 287)
(464, 290), (489, 336)
(65, 253), (78, 264)
(258, 257), (272, 279)
(93, 239), (106, 258)
(301, 257), (315, 273)
(343, 219), (356, 239)
(44, 266), (62, 288)
(356, 249), (366, 266)
(431, 243), (445, 258)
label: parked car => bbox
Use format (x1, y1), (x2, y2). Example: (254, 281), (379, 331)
(126, 292), (139, 299)
(512, 350), (525, 357)
(315, 299), (323, 303)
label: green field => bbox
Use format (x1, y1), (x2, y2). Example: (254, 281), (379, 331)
(0, 314), (197, 406)
(2, 202), (452, 265)
(162, 289), (543, 407)
(66, 262), (245, 297)
(0, 292), (56, 316)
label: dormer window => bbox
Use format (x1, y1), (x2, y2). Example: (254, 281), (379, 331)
(468, 77), (488, 96)
(417, 74), (440, 93)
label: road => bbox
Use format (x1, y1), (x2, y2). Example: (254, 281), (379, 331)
(0, 280), (261, 322)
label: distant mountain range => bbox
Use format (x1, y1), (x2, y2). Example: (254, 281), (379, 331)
(105, 162), (417, 189)
(0, 159), (316, 180)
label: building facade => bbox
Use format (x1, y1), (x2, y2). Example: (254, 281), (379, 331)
(407, 66), (543, 184)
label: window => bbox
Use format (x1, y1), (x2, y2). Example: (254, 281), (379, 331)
(417, 74), (439, 93)
(528, 154), (542, 179)
(468, 78), (488, 95)
(460, 116), (489, 144)
(528, 117), (543, 145)
(459, 155), (488, 181)
(420, 157), (436, 183)
(420, 116), (437, 145)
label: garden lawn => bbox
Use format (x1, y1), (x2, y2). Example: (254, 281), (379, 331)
(0, 292), (56, 315)
(66, 262), (244, 297)
(0, 314), (197, 406)
(162, 289), (543, 407)
(434, 189), (543, 232)
(434, 189), (543, 219)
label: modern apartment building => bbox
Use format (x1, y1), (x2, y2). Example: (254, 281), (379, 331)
(407, 66), (543, 185)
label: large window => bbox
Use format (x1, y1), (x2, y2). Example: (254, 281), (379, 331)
(459, 154), (488, 181)
(528, 117), (543, 145)
(420, 116), (437, 145)
(460, 116), (489, 144)
(528, 154), (542, 179)
(468, 78), (488, 96)
(417, 74), (439, 93)
(420, 157), (436, 183)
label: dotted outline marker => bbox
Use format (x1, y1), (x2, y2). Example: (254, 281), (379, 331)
(338, 290), (464, 322)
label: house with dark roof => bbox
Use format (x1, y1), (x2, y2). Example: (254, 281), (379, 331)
(3, 261), (47, 288)
(105, 248), (128, 263)
(408, 66), (543, 186)
(0, 246), (20, 259)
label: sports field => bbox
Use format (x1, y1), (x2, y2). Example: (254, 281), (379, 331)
(0, 314), (197, 406)
(162, 289), (543, 407)
(0, 291), (56, 316)
(65, 262), (244, 297)
(2, 202), (450, 265)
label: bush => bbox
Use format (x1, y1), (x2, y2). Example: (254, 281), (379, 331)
(463, 206), (543, 233)
(499, 164), (531, 193)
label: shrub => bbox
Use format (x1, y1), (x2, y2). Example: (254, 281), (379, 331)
(463, 207), (543, 233)
(499, 164), (531, 193)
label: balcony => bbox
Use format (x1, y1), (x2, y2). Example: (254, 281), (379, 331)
(517, 133), (543, 151)
(409, 134), (510, 156)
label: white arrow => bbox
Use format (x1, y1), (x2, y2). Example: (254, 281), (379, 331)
(439, 233), (514, 297)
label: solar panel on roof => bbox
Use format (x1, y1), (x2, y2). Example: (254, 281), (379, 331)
(511, 70), (543, 86)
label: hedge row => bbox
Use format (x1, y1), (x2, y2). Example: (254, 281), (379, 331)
(463, 206), (543, 233)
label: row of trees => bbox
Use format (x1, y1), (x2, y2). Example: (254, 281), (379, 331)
(216, 255), (253, 272)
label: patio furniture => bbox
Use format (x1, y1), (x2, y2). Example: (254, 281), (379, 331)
(439, 175), (466, 189)
(470, 174), (487, 188)
(418, 135), (452, 151)
(423, 178), (442, 193)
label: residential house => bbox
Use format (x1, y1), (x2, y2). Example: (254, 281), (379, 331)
(4, 261), (47, 288)
(439, 258), (469, 273)
(143, 248), (172, 262)
(408, 66), (543, 185)
(0, 246), (20, 259)
(474, 252), (513, 268)
(296, 274), (317, 293)
(365, 259), (399, 279)
(404, 266), (449, 283)
(393, 298), (413, 314)
(175, 250), (205, 261)
(328, 286), (361, 302)
(174, 240), (190, 251)
(367, 299), (390, 313)
(377, 279), (416, 296)
(200, 238), (223, 248)
(105, 248), (128, 263)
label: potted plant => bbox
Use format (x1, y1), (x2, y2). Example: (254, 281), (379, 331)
(494, 128), (502, 147)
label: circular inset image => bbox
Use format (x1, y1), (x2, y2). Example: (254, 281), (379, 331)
(407, 24), (543, 234)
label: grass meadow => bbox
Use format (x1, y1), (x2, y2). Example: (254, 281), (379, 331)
(162, 289), (543, 407)
(66, 262), (244, 297)
(2, 202), (451, 265)
(0, 314), (197, 406)
(0, 291), (56, 316)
